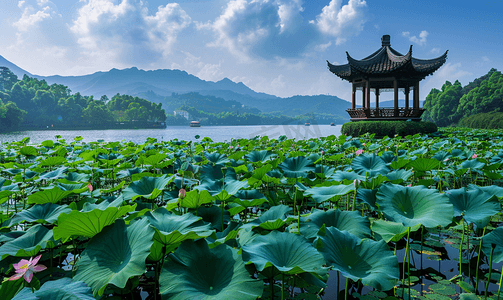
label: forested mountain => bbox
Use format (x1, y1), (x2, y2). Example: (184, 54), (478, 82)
(0, 67), (166, 132)
(422, 68), (503, 128)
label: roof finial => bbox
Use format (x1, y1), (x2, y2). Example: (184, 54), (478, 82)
(381, 35), (391, 47)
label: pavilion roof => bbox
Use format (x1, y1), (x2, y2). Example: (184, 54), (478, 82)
(327, 35), (448, 81)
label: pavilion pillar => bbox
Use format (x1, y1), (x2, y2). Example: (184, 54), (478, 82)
(362, 85), (366, 108)
(366, 80), (371, 109)
(413, 82), (419, 110)
(394, 78), (399, 117)
(405, 86), (410, 110)
(351, 83), (356, 109)
(375, 88), (380, 117)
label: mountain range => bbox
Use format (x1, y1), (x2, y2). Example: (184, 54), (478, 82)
(5, 55), (426, 123)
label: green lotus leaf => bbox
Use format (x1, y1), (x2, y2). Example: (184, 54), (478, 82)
(356, 188), (378, 210)
(372, 220), (421, 243)
(200, 164), (225, 182)
(460, 159), (485, 170)
(159, 239), (263, 300)
(304, 184), (355, 203)
(196, 178), (249, 196)
(205, 152), (230, 165)
(20, 146), (38, 157)
(12, 277), (94, 300)
(62, 171), (90, 182)
(143, 153), (168, 167)
(53, 204), (136, 240)
(38, 167), (68, 180)
(351, 153), (389, 177)
(316, 227), (399, 291)
(197, 206), (231, 231)
(242, 230), (325, 276)
(39, 156), (67, 167)
(10, 203), (71, 225)
(75, 218), (155, 296)
(300, 209), (371, 239)
(247, 164), (273, 185)
(0, 231), (26, 243)
(407, 158), (441, 172)
(146, 208), (214, 246)
(27, 187), (74, 205)
(376, 184), (453, 228)
(57, 182), (88, 193)
(241, 204), (291, 231)
(245, 150), (276, 163)
(468, 184), (503, 199)
(386, 169), (413, 183)
(0, 224), (55, 259)
(279, 156), (315, 178)
(481, 227), (503, 264)
(122, 174), (174, 200)
(331, 171), (365, 182)
(445, 187), (500, 228)
(177, 189), (213, 209)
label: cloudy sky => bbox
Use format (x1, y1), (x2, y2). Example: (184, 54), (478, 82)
(0, 0), (501, 101)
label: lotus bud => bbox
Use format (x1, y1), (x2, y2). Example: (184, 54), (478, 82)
(472, 154), (477, 159)
(88, 183), (93, 192)
(354, 179), (360, 189)
(179, 189), (186, 199)
(320, 150), (325, 155)
(356, 149), (364, 156)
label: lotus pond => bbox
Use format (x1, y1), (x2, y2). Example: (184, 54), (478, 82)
(0, 128), (503, 300)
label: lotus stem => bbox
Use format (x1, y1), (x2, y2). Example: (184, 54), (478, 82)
(497, 267), (503, 300)
(281, 273), (285, 300)
(485, 244), (495, 299)
(459, 218), (465, 276)
(475, 226), (486, 293)
(345, 277), (349, 300)
(402, 226), (410, 298)
(337, 271), (339, 298)
(270, 276), (275, 300)
(408, 238), (411, 298)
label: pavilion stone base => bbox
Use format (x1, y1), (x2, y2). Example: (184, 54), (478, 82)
(347, 108), (424, 121)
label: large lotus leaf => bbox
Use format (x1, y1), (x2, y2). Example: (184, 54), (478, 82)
(177, 189), (213, 209)
(481, 227), (503, 264)
(75, 218), (154, 296)
(40, 156), (67, 167)
(356, 188), (378, 210)
(63, 172), (90, 182)
(241, 204), (291, 231)
(38, 167), (68, 180)
(160, 239), (263, 300)
(196, 178), (249, 196)
(407, 158), (441, 172)
(245, 150), (276, 163)
(242, 231), (325, 276)
(143, 153), (168, 167)
(10, 203), (71, 225)
(12, 277), (94, 300)
(386, 169), (413, 183)
(57, 182), (87, 193)
(460, 159), (485, 170)
(0, 224), (55, 259)
(376, 184), (453, 228)
(316, 227), (398, 291)
(197, 206), (231, 231)
(122, 174), (174, 200)
(304, 184), (355, 203)
(300, 209), (371, 239)
(468, 184), (503, 199)
(445, 187), (500, 228)
(279, 156), (315, 178)
(372, 220), (421, 243)
(351, 154), (389, 177)
(20, 146), (38, 156)
(146, 208), (214, 246)
(205, 152), (230, 165)
(53, 204), (136, 240)
(200, 164), (225, 182)
(28, 187), (73, 204)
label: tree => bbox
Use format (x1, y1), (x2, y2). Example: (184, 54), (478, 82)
(0, 67), (18, 91)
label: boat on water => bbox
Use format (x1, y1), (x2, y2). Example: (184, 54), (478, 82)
(305, 123), (310, 126)
(330, 123), (335, 126)
(190, 121), (201, 127)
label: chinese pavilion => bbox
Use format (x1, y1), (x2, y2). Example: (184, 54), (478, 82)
(327, 35), (447, 121)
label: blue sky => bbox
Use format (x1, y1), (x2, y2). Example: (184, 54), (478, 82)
(0, 0), (501, 101)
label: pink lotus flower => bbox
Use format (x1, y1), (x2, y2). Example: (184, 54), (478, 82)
(229, 146), (234, 150)
(407, 184), (412, 187)
(356, 149), (364, 156)
(179, 189), (186, 199)
(320, 150), (325, 155)
(472, 154), (477, 159)
(9, 255), (46, 283)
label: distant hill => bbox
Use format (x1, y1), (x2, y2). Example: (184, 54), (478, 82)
(0, 55), (351, 123)
(0, 55), (32, 78)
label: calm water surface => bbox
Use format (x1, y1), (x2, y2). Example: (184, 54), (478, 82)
(0, 124), (342, 144)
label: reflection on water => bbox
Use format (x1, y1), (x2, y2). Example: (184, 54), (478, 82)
(0, 124), (342, 144)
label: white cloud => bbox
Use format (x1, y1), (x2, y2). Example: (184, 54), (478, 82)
(482, 56), (490, 62)
(70, 0), (191, 64)
(402, 30), (428, 46)
(201, 0), (320, 60)
(181, 51), (223, 81)
(13, 3), (55, 31)
(422, 62), (472, 97)
(315, 0), (368, 45)
(271, 74), (286, 90)
(430, 47), (440, 54)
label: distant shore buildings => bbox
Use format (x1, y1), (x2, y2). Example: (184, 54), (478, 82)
(173, 110), (190, 120)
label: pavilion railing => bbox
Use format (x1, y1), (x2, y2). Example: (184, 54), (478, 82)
(346, 108), (425, 119)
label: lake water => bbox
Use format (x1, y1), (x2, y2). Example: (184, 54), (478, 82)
(0, 124), (342, 144)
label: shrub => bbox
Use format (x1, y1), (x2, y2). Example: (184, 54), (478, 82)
(341, 121), (438, 137)
(458, 112), (503, 129)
